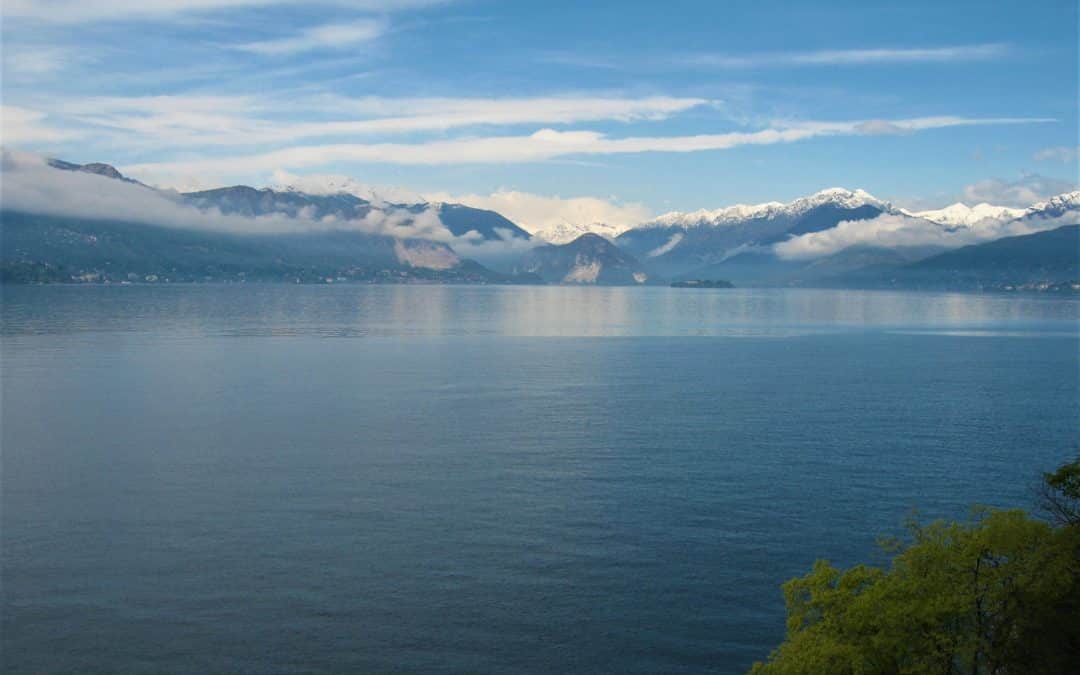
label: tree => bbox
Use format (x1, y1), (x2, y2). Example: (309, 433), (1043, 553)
(1039, 454), (1080, 527)
(750, 461), (1080, 674)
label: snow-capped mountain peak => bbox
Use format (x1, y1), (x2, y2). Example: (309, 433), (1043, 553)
(534, 221), (629, 244)
(651, 201), (786, 227)
(644, 187), (890, 229)
(791, 187), (891, 212)
(912, 202), (1026, 227)
(909, 191), (1079, 227)
(1027, 190), (1080, 215)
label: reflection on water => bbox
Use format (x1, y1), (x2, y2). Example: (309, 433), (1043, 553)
(2, 285), (1077, 338)
(2, 283), (1078, 673)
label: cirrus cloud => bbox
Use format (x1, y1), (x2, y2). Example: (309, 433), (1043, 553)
(681, 43), (1011, 68)
(1, 105), (84, 143)
(233, 19), (387, 56)
(1, 0), (448, 24)
(23, 95), (710, 149)
(119, 116), (1055, 186)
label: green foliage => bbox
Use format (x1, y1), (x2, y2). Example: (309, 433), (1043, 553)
(1047, 459), (1080, 500)
(1040, 455), (1080, 526)
(750, 507), (1080, 674)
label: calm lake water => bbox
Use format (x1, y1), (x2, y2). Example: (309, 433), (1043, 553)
(2, 285), (1078, 673)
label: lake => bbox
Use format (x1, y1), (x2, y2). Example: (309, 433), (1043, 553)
(2, 285), (1078, 673)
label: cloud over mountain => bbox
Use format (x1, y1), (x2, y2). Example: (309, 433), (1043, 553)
(421, 189), (651, 236)
(961, 174), (1079, 207)
(0, 151), (452, 240)
(774, 192), (1079, 260)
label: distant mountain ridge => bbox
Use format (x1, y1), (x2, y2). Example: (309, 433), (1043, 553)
(270, 173), (423, 205)
(905, 192), (1080, 228)
(426, 203), (531, 242)
(2, 158), (536, 284)
(616, 188), (894, 277)
(184, 186), (532, 242)
(1024, 191), (1080, 220)
(0, 209), (527, 285)
(910, 202), (1026, 226)
(896, 224), (1079, 288)
(47, 158), (534, 243)
(645, 187), (893, 229)
(47, 159), (146, 186)
(534, 221), (629, 244)
(518, 233), (651, 285)
(4, 156), (1076, 289)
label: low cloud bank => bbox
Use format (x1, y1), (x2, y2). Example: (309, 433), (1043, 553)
(0, 151), (470, 245)
(774, 211), (1074, 260)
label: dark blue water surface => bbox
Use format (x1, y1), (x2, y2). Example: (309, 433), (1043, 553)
(2, 285), (1078, 673)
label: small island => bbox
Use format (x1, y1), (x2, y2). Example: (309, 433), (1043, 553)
(671, 279), (735, 288)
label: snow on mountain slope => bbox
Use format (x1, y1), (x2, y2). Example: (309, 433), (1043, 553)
(773, 190), (1080, 261)
(650, 201), (785, 227)
(534, 221), (629, 244)
(908, 192), (1079, 228)
(1026, 190), (1080, 217)
(912, 202), (1026, 226)
(644, 188), (892, 229)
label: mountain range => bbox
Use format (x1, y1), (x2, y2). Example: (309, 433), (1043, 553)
(617, 188), (893, 277)
(2, 159), (534, 284)
(533, 221), (630, 245)
(1, 157), (1076, 291)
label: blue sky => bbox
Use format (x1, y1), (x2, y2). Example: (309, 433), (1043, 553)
(2, 0), (1077, 228)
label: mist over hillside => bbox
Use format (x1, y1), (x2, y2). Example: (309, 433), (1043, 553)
(3, 153), (1077, 290)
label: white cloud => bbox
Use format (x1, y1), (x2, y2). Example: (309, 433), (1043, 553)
(853, 120), (911, 135)
(961, 174), (1078, 207)
(1, 46), (84, 77)
(234, 19), (387, 56)
(1, 105), (85, 143)
(1033, 146), (1080, 163)
(1, 150), (637, 258)
(269, 169), (425, 205)
(684, 44), (1010, 68)
(1, 0), (447, 24)
(776, 116), (1054, 134)
(265, 171), (652, 239)
(421, 189), (652, 234)
(322, 94), (708, 125)
(775, 174), (1080, 260)
(775, 214), (942, 259)
(0, 150), (453, 240)
(43, 95), (709, 147)
(119, 116), (1055, 182)
(63, 94), (259, 115)
(774, 209), (1072, 260)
